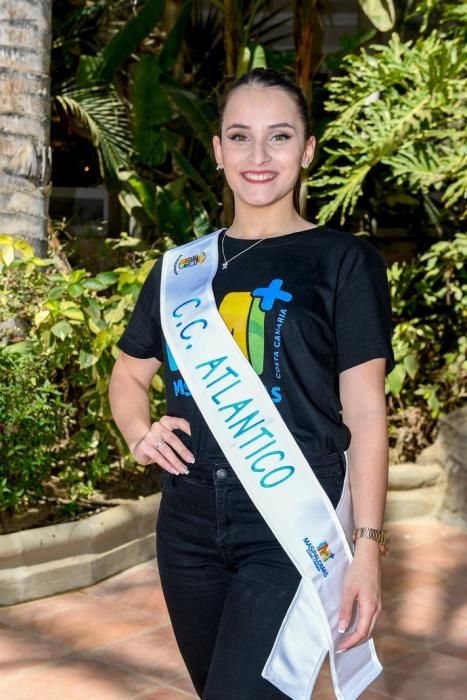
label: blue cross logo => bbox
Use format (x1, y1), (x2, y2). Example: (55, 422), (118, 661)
(252, 279), (293, 312)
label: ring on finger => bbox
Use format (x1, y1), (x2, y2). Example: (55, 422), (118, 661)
(155, 440), (166, 451)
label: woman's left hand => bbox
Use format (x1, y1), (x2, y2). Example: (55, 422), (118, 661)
(336, 540), (382, 652)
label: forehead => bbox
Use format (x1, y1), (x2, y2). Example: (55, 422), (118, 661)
(222, 84), (300, 125)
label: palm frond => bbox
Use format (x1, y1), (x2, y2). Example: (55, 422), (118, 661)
(55, 84), (132, 182)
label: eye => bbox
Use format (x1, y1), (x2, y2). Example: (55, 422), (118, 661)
(228, 133), (248, 142)
(272, 133), (292, 142)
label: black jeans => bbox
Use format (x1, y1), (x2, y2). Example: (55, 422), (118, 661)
(155, 453), (346, 700)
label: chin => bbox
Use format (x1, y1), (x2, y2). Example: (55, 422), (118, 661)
(241, 191), (289, 208)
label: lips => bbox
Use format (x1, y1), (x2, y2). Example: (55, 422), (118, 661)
(241, 170), (278, 183)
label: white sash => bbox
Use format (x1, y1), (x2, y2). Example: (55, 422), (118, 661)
(160, 230), (382, 699)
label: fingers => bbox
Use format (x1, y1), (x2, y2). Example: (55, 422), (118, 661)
(131, 417), (194, 474)
(157, 425), (195, 465)
(337, 597), (382, 652)
(338, 585), (355, 635)
(160, 415), (191, 436)
(137, 439), (181, 475)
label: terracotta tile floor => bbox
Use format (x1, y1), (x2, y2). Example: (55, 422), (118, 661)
(0, 518), (465, 699)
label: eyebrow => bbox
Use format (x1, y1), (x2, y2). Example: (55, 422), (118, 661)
(225, 122), (296, 131)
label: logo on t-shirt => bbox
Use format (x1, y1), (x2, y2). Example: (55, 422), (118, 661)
(167, 278), (293, 403)
(219, 279), (292, 376)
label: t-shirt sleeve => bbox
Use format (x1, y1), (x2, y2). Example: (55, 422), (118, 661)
(117, 258), (164, 361)
(335, 261), (395, 376)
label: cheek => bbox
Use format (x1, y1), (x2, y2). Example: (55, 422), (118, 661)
(222, 142), (242, 166)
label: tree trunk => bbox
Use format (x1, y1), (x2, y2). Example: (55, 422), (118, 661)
(0, 0), (52, 256)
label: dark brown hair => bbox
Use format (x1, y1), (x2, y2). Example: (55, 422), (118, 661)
(217, 68), (312, 212)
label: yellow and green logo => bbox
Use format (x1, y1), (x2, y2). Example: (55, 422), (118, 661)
(219, 292), (265, 374)
(219, 279), (292, 376)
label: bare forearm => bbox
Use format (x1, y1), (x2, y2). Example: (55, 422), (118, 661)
(345, 409), (388, 531)
(109, 371), (152, 452)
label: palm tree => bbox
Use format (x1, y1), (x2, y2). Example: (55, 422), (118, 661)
(0, 1), (52, 256)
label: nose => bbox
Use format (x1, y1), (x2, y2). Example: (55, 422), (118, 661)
(249, 138), (271, 166)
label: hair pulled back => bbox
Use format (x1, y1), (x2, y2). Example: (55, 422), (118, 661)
(217, 68), (312, 212)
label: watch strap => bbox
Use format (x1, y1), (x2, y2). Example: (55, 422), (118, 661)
(352, 527), (390, 555)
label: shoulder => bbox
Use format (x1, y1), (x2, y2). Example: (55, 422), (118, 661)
(312, 227), (387, 287)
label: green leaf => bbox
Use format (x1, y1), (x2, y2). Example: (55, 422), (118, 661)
(79, 349), (98, 369)
(118, 191), (148, 222)
(99, 0), (165, 81)
(34, 309), (50, 326)
(82, 272), (117, 291)
(387, 364), (406, 396)
(132, 55), (171, 167)
(84, 297), (101, 322)
(104, 304), (126, 325)
(93, 329), (113, 352)
(68, 283), (85, 298)
(88, 317), (105, 334)
(163, 84), (214, 153)
(95, 271), (118, 287)
(168, 198), (191, 234)
(169, 148), (218, 209)
(119, 171), (157, 221)
(159, 1), (193, 72)
(69, 269), (87, 284)
(1, 245), (14, 266)
(60, 301), (84, 321)
(357, 1), (395, 32)
(51, 320), (73, 340)
(403, 354), (419, 379)
(3, 340), (34, 354)
(251, 44), (267, 70)
(237, 46), (251, 77)
(75, 54), (101, 87)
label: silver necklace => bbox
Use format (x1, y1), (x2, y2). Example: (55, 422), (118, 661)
(221, 229), (266, 270)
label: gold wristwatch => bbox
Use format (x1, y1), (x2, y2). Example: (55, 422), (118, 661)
(352, 527), (390, 555)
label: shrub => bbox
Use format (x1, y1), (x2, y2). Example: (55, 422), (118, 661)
(0, 350), (74, 511)
(310, 15), (466, 238)
(0, 235), (165, 511)
(386, 232), (467, 459)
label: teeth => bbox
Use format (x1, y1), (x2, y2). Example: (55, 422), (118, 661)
(243, 173), (275, 181)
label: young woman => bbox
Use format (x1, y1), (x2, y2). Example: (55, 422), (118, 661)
(109, 68), (394, 699)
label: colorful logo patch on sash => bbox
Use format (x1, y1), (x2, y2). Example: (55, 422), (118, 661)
(303, 537), (334, 577)
(174, 252), (206, 274)
(317, 541), (335, 563)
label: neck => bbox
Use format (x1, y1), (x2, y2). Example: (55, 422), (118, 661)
(226, 195), (312, 239)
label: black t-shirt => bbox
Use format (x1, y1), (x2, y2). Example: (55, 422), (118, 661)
(118, 226), (395, 461)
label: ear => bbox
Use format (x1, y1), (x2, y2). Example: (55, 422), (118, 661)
(303, 135), (316, 166)
(212, 134), (223, 168)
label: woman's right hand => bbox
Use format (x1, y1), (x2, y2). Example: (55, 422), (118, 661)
(129, 416), (194, 474)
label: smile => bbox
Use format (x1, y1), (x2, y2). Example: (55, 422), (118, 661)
(241, 171), (278, 183)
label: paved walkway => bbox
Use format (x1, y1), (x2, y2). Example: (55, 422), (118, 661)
(0, 518), (465, 699)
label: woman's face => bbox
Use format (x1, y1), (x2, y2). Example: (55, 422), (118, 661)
(213, 85), (315, 209)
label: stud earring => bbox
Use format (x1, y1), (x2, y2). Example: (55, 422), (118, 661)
(216, 164), (223, 171)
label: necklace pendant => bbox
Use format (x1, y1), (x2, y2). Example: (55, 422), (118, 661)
(222, 261), (228, 270)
